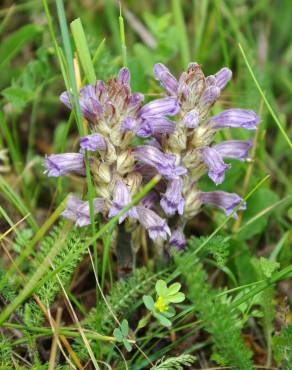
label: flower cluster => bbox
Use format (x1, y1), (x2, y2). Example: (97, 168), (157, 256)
(45, 63), (259, 248)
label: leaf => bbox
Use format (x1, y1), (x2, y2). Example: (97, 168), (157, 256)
(143, 295), (155, 310)
(123, 338), (132, 352)
(154, 312), (172, 327)
(155, 279), (168, 297)
(0, 24), (42, 71)
(121, 319), (129, 336)
(167, 282), (181, 295)
(113, 328), (123, 342)
(2, 86), (34, 111)
(237, 188), (279, 240)
(259, 257), (280, 278)
(167, 292), (185, 303)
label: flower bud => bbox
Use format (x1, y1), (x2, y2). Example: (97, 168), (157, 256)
(117, 150), (135, 175)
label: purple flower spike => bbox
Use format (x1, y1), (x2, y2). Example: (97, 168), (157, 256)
(169, 228), (186, 250)
(61, 195), (104, 227)
(160, 179), (185, 215)
(133, 145), (186, 179)
(136, 206), (171, 240)
(118, 67), (130, 85)
(213, 140), (253, 161)
(138, 97), (179, 119)
(199, 191), (246, 218)
(80, 133), (107, 152)
(211, 109), (260, 130)
(108, 180), (138, 223)
(137, 117), (175, 137)
(45, 153), (85, 177)
(201, 147), (231, 185)
(214, 67), (232, 90)
(153, 63), (178, 95)
(183, 110), (199, 128)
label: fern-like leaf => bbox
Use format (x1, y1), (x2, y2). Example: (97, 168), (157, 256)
(25, 221), (89, 325)
(150, 354), (196, 369)
(176, 254), (254, 370)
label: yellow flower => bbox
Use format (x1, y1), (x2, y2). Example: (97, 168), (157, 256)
(154, 296), (169, 312)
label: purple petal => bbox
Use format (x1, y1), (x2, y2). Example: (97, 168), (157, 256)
(169, 228), (186, 250)
(141, 191), (159, 209)
(44, 153), (85, 177)
(138, 97), (179, 119)
(61, 195), (104, 227)
(199, 191), (246, 218)
(213, 140), (253, 161)
(121, 117), (137, 132)
(211, 109), (260, 130)
(153, 63), (178, 95)
(80, 133), (107, 152)
(214, 67), (232, 90)
(136, 117), (175, 137)
(200, 86), (220, 109)
(160, 179), (185, 216)
(133, 145), (186, 179)
(201, 146), (231, 185)
(108, 180), (138, 223)
(183, 110), (199, 128)
(118, 67), (130, 85)
(128, 93), (144, 112)
(136, 206), (171, 240)
(60, 91), (71, 109)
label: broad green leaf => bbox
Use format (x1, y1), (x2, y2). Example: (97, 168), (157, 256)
(121, 319), (129, 336)
(143, 295), (155, 310)
(154, 312), (172, 327)
(155, 279), (168, 297)
(123, 338), (132, 352)
(113, 328), (123, 342)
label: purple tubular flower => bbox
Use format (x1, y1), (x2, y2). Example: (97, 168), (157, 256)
(169, 228), (186, 250)
(136, 206), (171, 240)
(128, 93), (144, 112)
(118, 67), (130, 85)
(183, 110), (199, 128)
(121, 117), (137, 132)
(141, 191), (159, 209)
(133, 145), (187, 179)
(211, 109), (260, 130)
(214, 67), (232, 90)
(80, 133), (107, 151)
(160, 179), (185, 215)
(200, 86), (220, 108)
(153, 63), (178, 95)
(60, 85), (102, 123)
(137, 117), (175, 137)
(61, 195), (104, 227)
(138, 97), (179, 119)
(45, 153), (85, 177)
(201, 147), (231, 185)
(108, 180), (138, 223)
(213, 140), (253, 161)
(199, 191), (246, 217)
